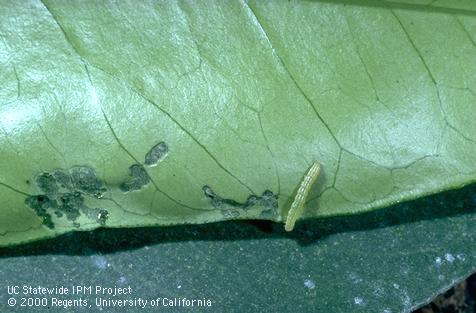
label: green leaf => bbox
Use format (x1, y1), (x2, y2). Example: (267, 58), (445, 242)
(1, 0), (475, 246)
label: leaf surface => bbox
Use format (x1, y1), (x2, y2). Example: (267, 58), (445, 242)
(0, 0), (475, 246)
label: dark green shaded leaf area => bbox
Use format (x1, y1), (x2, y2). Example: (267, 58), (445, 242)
(1, 185), (475, 313)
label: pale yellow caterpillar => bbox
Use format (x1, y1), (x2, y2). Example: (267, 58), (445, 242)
(285, 161), (321, 232)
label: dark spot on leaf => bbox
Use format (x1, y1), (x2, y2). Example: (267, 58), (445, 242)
(57, 192), (83, 221)
(25, 165), (110, 229)
(202, 186), (278, 211)
(96, 209), (109, 226)
(144, 142), (168, 166)
(25, 195), (58, 229)
(260, 190), (278, 210)
(202, 185), (222, 207)
(222, 209), (240, 218)
(244, 195), (258, 208)
(36, 172), (59, 194)
(70, 166), (104, 195)
(52, 169), (73, 190)
(222, 198), (242, 207)
(25, 195), (56, 214)
(120, 164), (150, 192)
(42, 214), (54, 229)
(202, 186), (215, 197)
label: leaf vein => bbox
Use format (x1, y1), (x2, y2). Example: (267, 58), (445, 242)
(0, 181), (30, 197)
